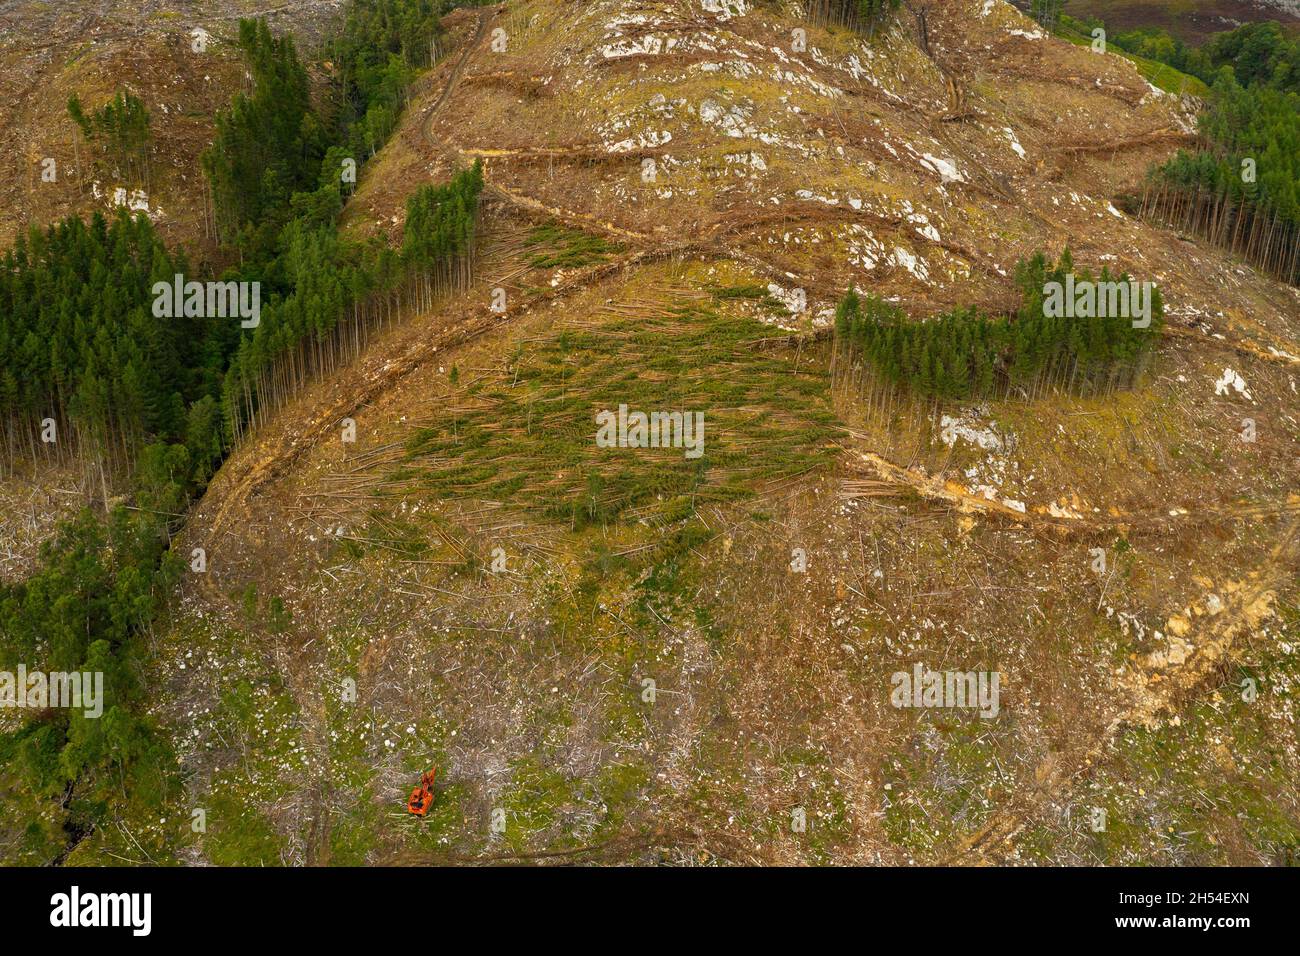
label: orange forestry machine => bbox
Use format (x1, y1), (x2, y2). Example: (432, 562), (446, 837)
(406, 768), (437, 817)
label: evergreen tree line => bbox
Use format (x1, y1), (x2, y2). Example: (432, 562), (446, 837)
(0, 2), (471, 864)
(201, 8), (481, 443)
(402, 164), (484, 294)
(66, 89), (153, 192)
(802, 0), (902, 34)
(0, 211), (229, 484)
(3, 8), (476, 473)
(201, 3), (451, 254)
(200, 18), (326, 255)
(10, 0), (463, 513)
(221, 162), (483, 444)
(1086, 20), (1300, 284)
(332, 0), (447, 161)
(833, 249), (1163, 406)
(1140, 72), (1299, 284)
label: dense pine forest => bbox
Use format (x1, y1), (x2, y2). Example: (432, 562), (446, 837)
(0, 0), (480, 864)
(334, 0), (445, 159)
(0, 1), (483, 475)
(201, 19), (325, 253)
(201, 4), (482, 443)
(833, 249), (1164, 407)
(0, 503), (182, 863)
(0, 211), (224, 481)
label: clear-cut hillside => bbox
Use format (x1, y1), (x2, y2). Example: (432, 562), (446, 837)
(80, 0), (1300, 866)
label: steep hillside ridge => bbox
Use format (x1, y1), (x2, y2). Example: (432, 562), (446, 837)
(349, 0), (1299, 353)
(146, 0), (1300, 866)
